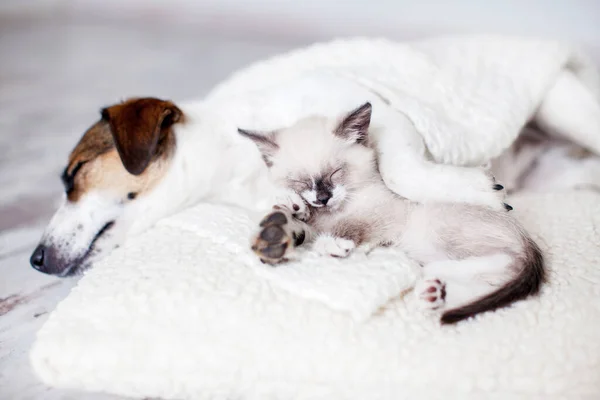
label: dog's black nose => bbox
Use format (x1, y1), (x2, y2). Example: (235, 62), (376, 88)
(30, 244), (47, 272)
(316, 191), (332, 205)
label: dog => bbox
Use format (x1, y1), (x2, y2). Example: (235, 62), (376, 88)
(30, 71), (600, 277)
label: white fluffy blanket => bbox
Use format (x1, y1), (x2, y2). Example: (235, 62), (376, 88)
(30, 193), (600, 399)
(30, 36), (600, 399)
(205, 35), (600, 165)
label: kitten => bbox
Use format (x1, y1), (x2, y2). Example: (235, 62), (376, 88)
(239, 103), (545, 324)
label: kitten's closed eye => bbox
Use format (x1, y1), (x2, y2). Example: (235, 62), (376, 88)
(287, 177), (312, 193)
(330, 168), (342, 179)
(329, 167), (344, 183)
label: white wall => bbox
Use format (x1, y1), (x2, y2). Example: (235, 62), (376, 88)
(0, 0), (68, 13)
(152, 0), (600, 44)
(4, 0), (600, 47)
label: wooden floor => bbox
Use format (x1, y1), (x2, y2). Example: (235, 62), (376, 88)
(0, 15), (302, 399)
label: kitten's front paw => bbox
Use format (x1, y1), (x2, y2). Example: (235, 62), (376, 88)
(313, 235), (355, 258)
(492, 184), (513, 211)
(481, 168), (508, 208)
(466, 167), (511, 211)
(274, 191), (310, 221)
(415, 278), (446, 310)
(251, 211), (298, 265)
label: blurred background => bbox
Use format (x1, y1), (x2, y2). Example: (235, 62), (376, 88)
(1, 0), (600, 231)
(0, 1), (599, 398)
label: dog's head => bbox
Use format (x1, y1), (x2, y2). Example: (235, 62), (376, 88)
(30, 97), (183, 276)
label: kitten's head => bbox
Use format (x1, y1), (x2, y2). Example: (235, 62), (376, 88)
(239, 102), (376, 211)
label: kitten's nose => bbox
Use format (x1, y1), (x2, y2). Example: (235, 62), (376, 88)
(316, 191), (331, 205)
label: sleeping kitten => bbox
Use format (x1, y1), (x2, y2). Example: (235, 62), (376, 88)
(239, 103), (545, 324)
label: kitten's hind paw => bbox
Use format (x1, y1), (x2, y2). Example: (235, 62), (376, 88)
(252, 211), (303, 265)
(415, 278), (446, 310)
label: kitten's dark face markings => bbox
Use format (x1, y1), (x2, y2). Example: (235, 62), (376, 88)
(286, 165), (345, 208)
(314, 179), (332, 205)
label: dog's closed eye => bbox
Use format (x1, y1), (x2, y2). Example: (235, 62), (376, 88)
(61, 161), (86, 194)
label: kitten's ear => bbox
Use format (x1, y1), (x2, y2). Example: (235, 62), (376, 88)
(334, 102), (372, 145)
(237, 128), (279, 167)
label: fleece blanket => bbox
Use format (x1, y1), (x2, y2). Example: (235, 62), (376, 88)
(205, 35), (600, 166)
(30, 36), (600, 398)
(30, 193), (600, 399)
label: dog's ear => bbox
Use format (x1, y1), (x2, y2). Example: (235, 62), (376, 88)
(101, 98), (183, 175)
(334, 102), (372, 145)
(237, 128), (279, 167)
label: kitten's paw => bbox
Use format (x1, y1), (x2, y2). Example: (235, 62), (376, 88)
(380, 162), (508, 211)
(251, 211), (302, 265)
(487, 170), (516, 211)
(472, 168), (510, 210)
(415, 278), (446, 310)
(274, 190), (310, 221)
(313, 235), (356, 258)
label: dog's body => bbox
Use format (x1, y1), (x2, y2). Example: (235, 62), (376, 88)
(30, 70), (600, 277)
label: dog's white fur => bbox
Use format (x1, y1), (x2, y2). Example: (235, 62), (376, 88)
(35, 70), (600, 275)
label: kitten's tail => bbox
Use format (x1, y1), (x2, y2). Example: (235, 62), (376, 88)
(440, 237), (545, 324)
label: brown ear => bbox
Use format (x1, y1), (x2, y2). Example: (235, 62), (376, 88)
(101, 97), (183, 175)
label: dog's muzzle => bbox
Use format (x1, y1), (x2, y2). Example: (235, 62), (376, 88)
(29, 221), (115, 276)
